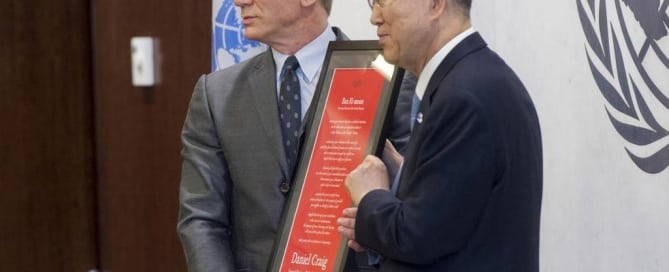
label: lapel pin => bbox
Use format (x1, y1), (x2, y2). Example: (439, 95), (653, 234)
(416, 113), (423, 124)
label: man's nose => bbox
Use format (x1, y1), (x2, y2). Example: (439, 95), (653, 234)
(233, 0), (252, 7)
(369, 6), (383, 26)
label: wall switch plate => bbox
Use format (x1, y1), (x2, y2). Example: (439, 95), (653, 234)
(130, 37), (155, 87)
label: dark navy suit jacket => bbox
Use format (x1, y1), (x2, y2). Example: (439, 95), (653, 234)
(355, 33), (543, 272)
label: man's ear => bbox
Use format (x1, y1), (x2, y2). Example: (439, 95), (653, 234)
(301, 0), (318, 8)
(430, 0), (448, 17)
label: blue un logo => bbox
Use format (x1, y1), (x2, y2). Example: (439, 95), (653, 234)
(212, 0), (267, 71)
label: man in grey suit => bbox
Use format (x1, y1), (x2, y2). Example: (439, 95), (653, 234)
(177, 0), (414, 271)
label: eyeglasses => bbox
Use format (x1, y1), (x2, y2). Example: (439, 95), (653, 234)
(367, 0), (390, 8)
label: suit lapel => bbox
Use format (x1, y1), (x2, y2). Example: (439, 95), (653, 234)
(423, 33), (487, 102)
(402, 33), (488, 195)
(248, 50), (291, 178)
(248, 27), (351, 181)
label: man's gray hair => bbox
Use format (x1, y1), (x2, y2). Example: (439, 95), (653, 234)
(321, 0), (332, 14)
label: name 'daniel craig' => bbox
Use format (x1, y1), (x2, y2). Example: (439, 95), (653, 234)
(290, 252), (328, 271)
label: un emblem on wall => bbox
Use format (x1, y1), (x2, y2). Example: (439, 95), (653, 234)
(212, 0), (267, 71)
(577, 0), (669, 173)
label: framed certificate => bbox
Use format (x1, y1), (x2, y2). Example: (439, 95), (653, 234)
(268, 40), (405, 272)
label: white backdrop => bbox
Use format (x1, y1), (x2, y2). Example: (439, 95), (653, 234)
(332, 1), (669, 271)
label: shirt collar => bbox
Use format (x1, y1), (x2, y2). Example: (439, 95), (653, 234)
(272, 25), (336, 83)
(415, 27), (476, 100)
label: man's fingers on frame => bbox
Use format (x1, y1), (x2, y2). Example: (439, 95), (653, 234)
(337, 217), (355, 228)
(338, 226), (355, 240)
(348, 240), (366, 252)
(343, 207), (357, 217)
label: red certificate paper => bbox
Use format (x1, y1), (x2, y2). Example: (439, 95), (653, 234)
(277, 68), (385, 272)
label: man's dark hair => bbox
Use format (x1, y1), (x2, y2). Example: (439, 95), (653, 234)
(321, 0), (332, 14)
(454, 0), (471, 17)
(457, 0), (471, 10)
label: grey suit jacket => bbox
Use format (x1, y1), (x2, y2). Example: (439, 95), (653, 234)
(178, 27), (415, 272)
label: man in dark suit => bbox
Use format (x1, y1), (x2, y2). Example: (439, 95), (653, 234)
(338, 0), (543, 271)
(177, 0), (414, 271)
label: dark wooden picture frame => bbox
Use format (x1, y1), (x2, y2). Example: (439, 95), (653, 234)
(268, 40), (405, 272)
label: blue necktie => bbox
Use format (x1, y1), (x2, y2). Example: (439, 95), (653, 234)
(279, 56), (301, 173)
(410, 93), (420, 131)
(369, 93), (418, 265)
(391, 93), (419, 194)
